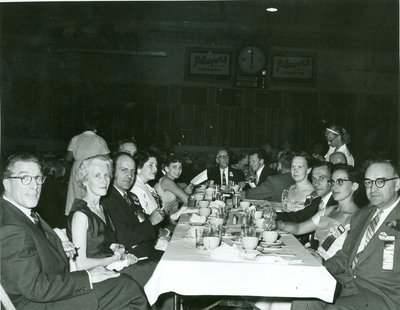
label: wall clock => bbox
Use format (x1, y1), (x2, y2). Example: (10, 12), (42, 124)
(238, 46), (266, 75)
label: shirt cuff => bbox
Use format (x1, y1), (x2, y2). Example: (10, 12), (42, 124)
(85, 270), (93, 289)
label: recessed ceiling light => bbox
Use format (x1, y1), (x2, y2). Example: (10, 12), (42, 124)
(266, 7), (278, 12)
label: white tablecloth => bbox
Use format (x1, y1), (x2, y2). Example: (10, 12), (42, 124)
(144, 215), (336, 305)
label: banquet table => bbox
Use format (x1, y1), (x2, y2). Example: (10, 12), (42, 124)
(144, 214), (336, 306)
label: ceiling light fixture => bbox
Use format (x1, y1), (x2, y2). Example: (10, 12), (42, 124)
(266, 7), (278, 12)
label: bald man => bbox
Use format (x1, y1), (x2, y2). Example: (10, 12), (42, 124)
(329, 151), (347, 165)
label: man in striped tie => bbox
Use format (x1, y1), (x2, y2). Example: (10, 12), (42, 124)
(292, 159), (400, 310)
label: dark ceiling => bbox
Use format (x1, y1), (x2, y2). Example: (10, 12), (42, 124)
(0, 0), (398, 53)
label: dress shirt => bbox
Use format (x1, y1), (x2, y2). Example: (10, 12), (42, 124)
(356, 197), (400, 254)
(255, 165), (265, 185)
(220, 168), (228, 185)
(324, 144), (354, 166)
(319, 192), (333, 211)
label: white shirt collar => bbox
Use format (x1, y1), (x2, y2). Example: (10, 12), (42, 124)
(113, 185), (126, 197)
(256, 165), (265, 178)
(3, 195), (35, 223)
(321, 192), (333, 206)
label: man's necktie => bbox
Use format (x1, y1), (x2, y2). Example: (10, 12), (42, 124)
(123, 192), (132, 206)
(125, 192), (147, 223)
(255, 174), (259, 185)
(351, 210), (383, 269)
(221, 170), (226, 186)
(30, 210), (45, 234)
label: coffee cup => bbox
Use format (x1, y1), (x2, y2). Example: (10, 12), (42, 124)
(263, 231), (278, 243)
(240, 201), (251, 210)
(199, 207), (211, 217)
(241, 236), (259, 250)
(203, 236), (221, 250)
(253, 210), (263, 220)
(198, 200), (210, 208)
(255, 218), (265, 229)
(194, 193), (205, 201)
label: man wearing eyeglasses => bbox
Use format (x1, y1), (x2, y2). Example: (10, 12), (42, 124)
(0, 153), (149, 310)
(293, 159), (400, 310)
(191, 148), (245, 186)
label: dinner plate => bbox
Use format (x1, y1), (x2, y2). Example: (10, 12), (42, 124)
(260, 240), (283, 246)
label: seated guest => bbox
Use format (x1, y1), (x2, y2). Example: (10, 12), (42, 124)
(281, 152), (317, 212)
(68, 155), (157, 288)
(131, 151), (164, 215)
(277, 161), (335, 223)
(117, 138), (138, 157)
(329, 151), (347, 165)
(103, 152), (165, 260)
(0, 153), (148, 310)
(231, 150), (252, 180)
(245, 151), (294, 201)
(273, 165), (359, 261)
(154, 155), (194, 222)
(324, 125), (355, 166)
(246, 149), (275, 188)
(190, 148), (245, 186)
(293, 159), (400, 310)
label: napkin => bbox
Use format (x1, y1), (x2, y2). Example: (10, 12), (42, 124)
(189, 214), (207, 223)
(106, 259), (129, 271)
(210, 244), (244, 262)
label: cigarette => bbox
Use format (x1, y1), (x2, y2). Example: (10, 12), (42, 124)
(138, 257), (148, 261)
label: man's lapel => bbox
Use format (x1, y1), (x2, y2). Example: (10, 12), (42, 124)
(356, 202), (400, 266)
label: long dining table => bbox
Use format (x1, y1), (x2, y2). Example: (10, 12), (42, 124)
(144, 213), (337, 306)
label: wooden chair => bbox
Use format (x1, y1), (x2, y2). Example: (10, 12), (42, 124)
(0, 283), (16, 310)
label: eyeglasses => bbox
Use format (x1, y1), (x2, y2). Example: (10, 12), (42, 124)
(328, 179), (352, 187)
(218, 155), (229, 159)
(8, 175), (46, 185)
(364, 177), (398, 188)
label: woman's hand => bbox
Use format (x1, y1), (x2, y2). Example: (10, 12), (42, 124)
(184, 183), (194, 195)
(123, 253), (138, 265)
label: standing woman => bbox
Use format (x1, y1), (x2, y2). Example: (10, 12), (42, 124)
(154, 155), (194, 222)
(281, 152), (317, 212)
(65, 119), (110, 215)
(324, 125), (354, 166)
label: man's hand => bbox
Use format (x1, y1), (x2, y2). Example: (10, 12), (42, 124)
(88, 265), (120, 283)
(62, 240), (77, 259)
(149, 208), (165, 226)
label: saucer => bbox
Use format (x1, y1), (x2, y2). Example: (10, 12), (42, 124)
(260, 240), (283, 247)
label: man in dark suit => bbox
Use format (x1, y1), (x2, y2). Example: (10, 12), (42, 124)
(277, 161), (335, 222)
(245, 151), (294, 201)
(191, 148), (245, 186)
(293, 159), (400, 309)
(0, 153), (148, 310)
(248, 149), (275, 186)
(102, 152), (164, 261)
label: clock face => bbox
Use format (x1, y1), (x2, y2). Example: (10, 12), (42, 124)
(238, 46), (266, 75)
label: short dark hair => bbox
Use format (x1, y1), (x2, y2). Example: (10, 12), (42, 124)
(249, 149), (267, 162)
(135, 150), (158, 169)
(332, 164), (360, 183)
(163, 155), (182, 168)
(278, 151), (294, 170)
(113, 152), (135, 172)
(312, 160), (334, 175)
(2, 153), (42, 179)
(293, 151), (313, 168)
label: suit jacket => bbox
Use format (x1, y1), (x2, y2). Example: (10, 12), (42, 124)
(277, 193), (336, 223)
(207, 166), (245, 185)
(325, 201), (400, 309)
(256, 165), (275, 185)
(0, 198), (96, 310)
(102, 186), (158, 259)
(245, 172), (294, 201)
